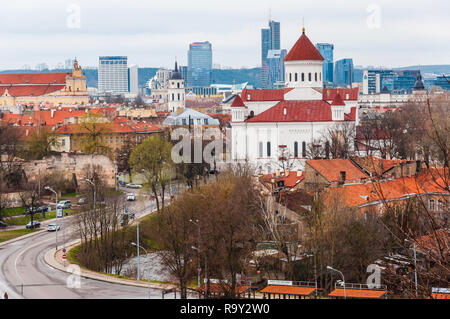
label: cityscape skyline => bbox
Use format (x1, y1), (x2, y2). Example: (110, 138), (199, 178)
(0, 0), (449, 70)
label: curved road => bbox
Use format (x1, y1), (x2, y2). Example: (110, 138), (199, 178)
(0, 192), (183, 299)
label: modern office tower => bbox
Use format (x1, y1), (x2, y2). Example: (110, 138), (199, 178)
(187, 41), (212, 88)
(261, 20), (281, 89)
(363, 70), (380, 94)
(180, 66), (188, 83)
(128, 65), (139, 94)
(393, 70), (420, 93)
(267, 49), (287, 89)
(316, 43), (334, 87)
(334, 58), (354, 87)
(433, 75), (450, 90)
(98, 56), (128, 94)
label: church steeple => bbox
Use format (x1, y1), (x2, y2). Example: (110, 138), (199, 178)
(413, 71), (425, 91)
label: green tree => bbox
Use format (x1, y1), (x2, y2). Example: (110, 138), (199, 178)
(23, 127), (59, 160)
(76, 112), (111, 156)
(129, 134), (173, 212)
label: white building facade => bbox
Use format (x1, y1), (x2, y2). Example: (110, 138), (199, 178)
(231, 29), (358, 173)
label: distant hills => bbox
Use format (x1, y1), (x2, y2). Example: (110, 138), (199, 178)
(1, 65), (448, 89)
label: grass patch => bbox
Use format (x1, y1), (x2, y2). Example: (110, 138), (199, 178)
(0, 229), (39, 243)
(3, 207), (26, 217)
(4, 209), (73, 226)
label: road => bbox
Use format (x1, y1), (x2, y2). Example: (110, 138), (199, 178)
(0, 190), (185, 299)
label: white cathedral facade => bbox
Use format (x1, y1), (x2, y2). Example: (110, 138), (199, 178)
(230, 29), (359, 173)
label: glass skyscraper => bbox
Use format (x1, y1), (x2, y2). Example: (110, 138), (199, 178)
(98, 56), (128, 94)
(261, 20), (281, 89)
(267, 49), (287, 89)
(316, 43), (334, 87)
(187, 41), (212, 88)
(334, 58), (354, 88)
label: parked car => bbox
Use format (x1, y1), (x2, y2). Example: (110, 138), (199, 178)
(77, 198), (87, 205)
(126, 193), (136, 201)
(0, 220), (7, 228)
(118, 180), (126, 186)
(39, 205), (50, 213)
(47, 224), (60, 232)
(57, 200), (72, 209)
(126, 183), (143, 189)
(25, 206), (44, 215)
(26, 221), (41, 229)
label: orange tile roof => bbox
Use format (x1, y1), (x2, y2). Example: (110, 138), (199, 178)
(431, 293), (450, 299)
(260, 285), (316, 296)
(0, 85), (66, 97)
(325, 168), (449, 208)
(284, 30), (324, 62)
(0, 72), (69, 85)
(323, 88), (359, 101)
(328, 288), (386, 298)
(307, 159), (369, 183)
(261, 171), (305, 188)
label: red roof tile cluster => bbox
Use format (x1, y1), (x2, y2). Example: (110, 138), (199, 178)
(0, 72), (69, 85)
(323, 88), (359, 101)
(261, 171), (305, 188)
(325, 168), (449, 208)
(241, 88), (292, 102)
(331, 93), (345, 106)
(246, 100), (333, 123)
(0, 85), (65, 97)
(230, 95), (246, 107)
(284, 30), (324, 62)
(307, 159), (369, 183)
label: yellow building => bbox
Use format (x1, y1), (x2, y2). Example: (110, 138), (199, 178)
(0, 60), (89, 106)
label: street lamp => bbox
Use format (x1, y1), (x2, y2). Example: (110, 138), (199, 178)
(45, 186), (64, 259)
(327, 266), (346, 299)
(405, 239), (418, 297)
(132, 242), (150, 299)
(189, 219), (201, 289)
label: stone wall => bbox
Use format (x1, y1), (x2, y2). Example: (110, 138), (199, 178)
(21, 153), (117, 189)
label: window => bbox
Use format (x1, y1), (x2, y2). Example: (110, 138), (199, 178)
(315, 73), (317, 81)
(289, 73), (292, 82)
(73, 138), (77, 146)
(438, 199), (443, 211)
(204, 119), (208, 125)
(110, 136), (113, 144)
(258, 142), (263, 157)
(178, 93), (180, 100)
(295, 73), (298, 81)
(177, 83), (180, 88)
(172, 94), (174, 101)
(182, 118), (186, 125)
(62, 139), (65, 146)
(302, 141), (306, 157)
(267, 142), (271, 157)
(301, 73), (304, 81)
(429, 199), (435, 211)
(294, 142), (298, 158)
(116, 136), (119, 144)
(308, 73), (311, 81)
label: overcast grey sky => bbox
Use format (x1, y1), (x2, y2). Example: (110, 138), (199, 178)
(0, 0), (449, 70)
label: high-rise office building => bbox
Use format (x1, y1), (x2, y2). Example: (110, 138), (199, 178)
(334, 58), (354, 88)
(98, 56), (128, 94)
(261, 20), (281, 89)
(267, 49), (287, 89)
(187, 41), (212, 88)
(128, 65), (139, 94)
(316, 43), (334, 87)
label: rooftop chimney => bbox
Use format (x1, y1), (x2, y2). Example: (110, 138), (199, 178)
(51, 109), (55, 118)
(339, 171), (346, 184)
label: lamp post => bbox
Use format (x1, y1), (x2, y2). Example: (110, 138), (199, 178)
(132, 242), (150, 299)
(189, 219), (201, 289)
(327, 266), (346, 299)
(405, 239), (418, 297)
(45, 186), (61, 253)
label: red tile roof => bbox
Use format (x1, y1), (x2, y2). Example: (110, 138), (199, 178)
(241, 88), (292, 102)
(284, 30), (324, 62)
(431, 293), (450, 299)
(0, 85), (65, 97)
(0, 72), (69, 85)
(307, 159), (369, 183)
(261, 171), (305, 188)
(230, 95), (246, 107)
(331, 93), (345, 106)
(323, 88), (359, 101)
(260, 285), (316, 296)
(328, 288), (386, 299)
(246, 100), (333, 123)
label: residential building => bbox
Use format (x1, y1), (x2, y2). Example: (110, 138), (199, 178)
(334, 58), (354, 88)
(187, 41), (212, 88)
(98, 56), (128, 94)
(162, 107), (220, 132)
(316, 43), (334, 87)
